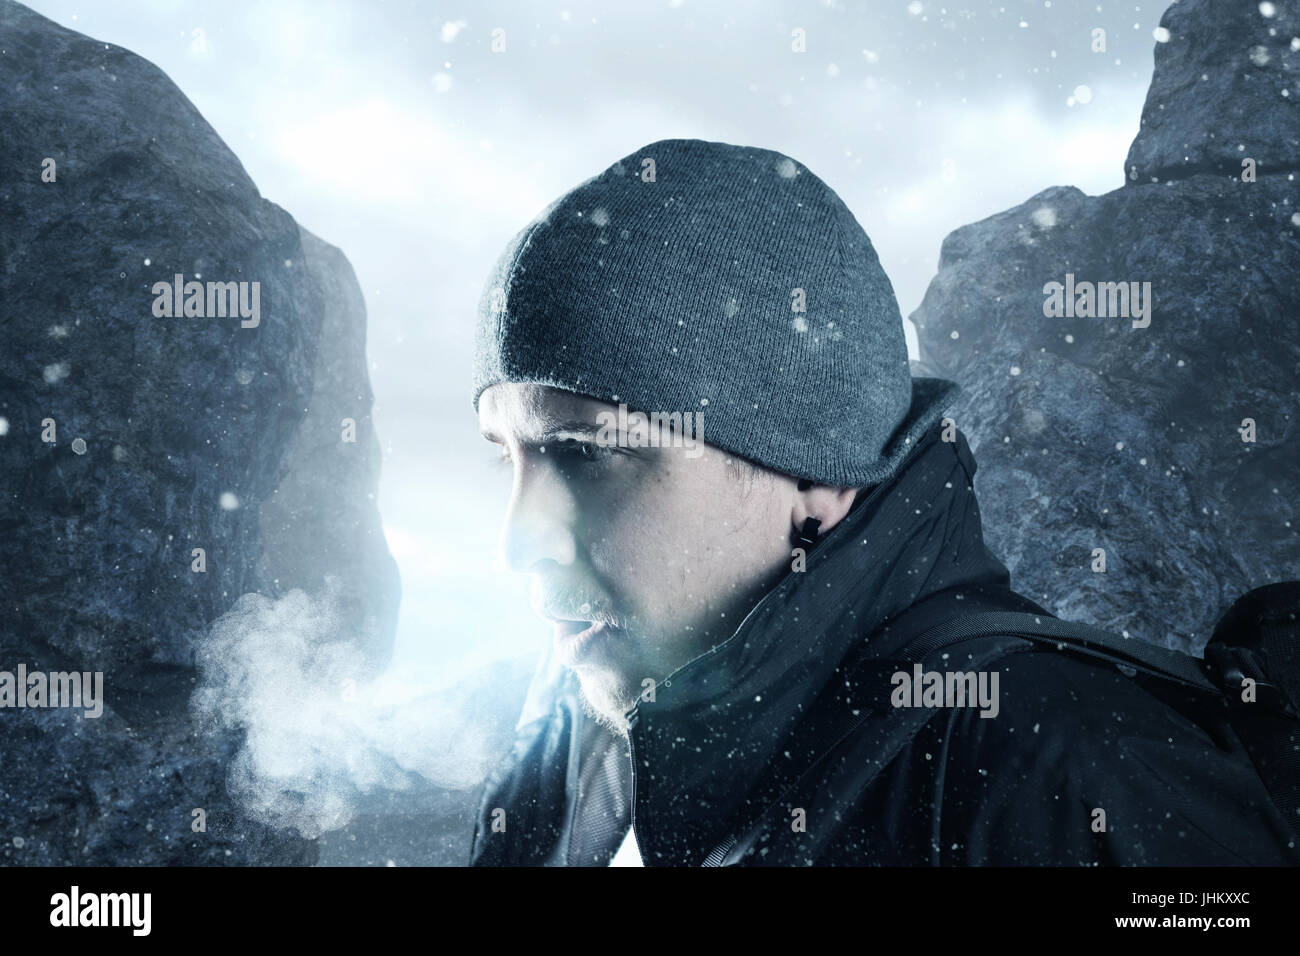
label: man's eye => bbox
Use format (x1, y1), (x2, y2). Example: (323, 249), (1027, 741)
(554, 439), (611, 464)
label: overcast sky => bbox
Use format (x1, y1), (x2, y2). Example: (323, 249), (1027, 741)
(26, 0), (1174, 685)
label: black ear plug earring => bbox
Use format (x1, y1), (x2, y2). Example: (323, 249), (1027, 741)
(796, 516), (822, 550)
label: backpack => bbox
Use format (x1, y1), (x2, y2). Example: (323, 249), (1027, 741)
(888, 581), (1300, 844)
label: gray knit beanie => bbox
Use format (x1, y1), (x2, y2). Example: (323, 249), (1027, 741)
(472, 138), (960, 486)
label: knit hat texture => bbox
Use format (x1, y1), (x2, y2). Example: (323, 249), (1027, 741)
(473, 137), (960, 486)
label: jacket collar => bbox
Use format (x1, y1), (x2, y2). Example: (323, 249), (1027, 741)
(622, 423), (1020, 864)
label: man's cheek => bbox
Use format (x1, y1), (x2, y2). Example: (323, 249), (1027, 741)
(588, 530), (676, 598)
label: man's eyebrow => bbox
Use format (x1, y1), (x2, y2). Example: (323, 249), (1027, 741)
(478, 418), (603, 445)
(537, 419), (603, 442)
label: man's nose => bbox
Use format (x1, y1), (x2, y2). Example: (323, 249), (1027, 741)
(500, 464), (578, 574)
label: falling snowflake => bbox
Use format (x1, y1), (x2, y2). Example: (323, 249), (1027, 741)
(43, 362), (70, 384)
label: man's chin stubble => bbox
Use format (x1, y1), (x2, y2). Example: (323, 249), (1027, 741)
(575, 671), (637, 739)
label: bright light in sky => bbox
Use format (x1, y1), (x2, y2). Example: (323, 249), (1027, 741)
(273, 98), (547, 217)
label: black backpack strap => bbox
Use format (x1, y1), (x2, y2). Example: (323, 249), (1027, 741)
(881, 588), (1300, 851)
(891, 594), (1219, 695)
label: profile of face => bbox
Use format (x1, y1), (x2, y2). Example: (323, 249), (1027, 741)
(478, 383), (858, 734)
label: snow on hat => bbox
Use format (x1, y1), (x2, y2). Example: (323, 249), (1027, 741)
(472, 137), (960, 486)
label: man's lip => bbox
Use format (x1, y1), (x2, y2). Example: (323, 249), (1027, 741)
(543, 613), (616, 628)
(552, 619), (612, 665)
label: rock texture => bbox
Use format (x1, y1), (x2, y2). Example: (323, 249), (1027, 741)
(0, 0), (398, 863)
(911, 0), (1299, 652)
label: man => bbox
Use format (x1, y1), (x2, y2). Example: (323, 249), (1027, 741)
(467, 138), (1297, 866)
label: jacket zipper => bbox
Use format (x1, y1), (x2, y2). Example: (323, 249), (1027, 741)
(625, 704), (645, 864)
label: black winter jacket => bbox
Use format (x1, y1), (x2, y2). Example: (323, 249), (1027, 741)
(469, 426), (1299, 866)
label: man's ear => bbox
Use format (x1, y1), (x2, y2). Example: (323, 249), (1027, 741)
(791, 480), (859, 537)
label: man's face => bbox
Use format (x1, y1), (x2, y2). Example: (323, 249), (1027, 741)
(479, 383), (800, 732)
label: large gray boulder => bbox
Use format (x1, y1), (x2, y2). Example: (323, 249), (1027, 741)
(0, 0), (398, 863)
(911, 0), (1298, 651)
(1124, 0), (1299, 183)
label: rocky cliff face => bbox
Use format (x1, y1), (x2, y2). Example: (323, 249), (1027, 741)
(911, 0), (1298, 651)
(0, 0), (399, 863)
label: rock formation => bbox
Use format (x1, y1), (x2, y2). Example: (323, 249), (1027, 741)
(0, 0), (399, 863)
(911, 0), (1298, 651)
